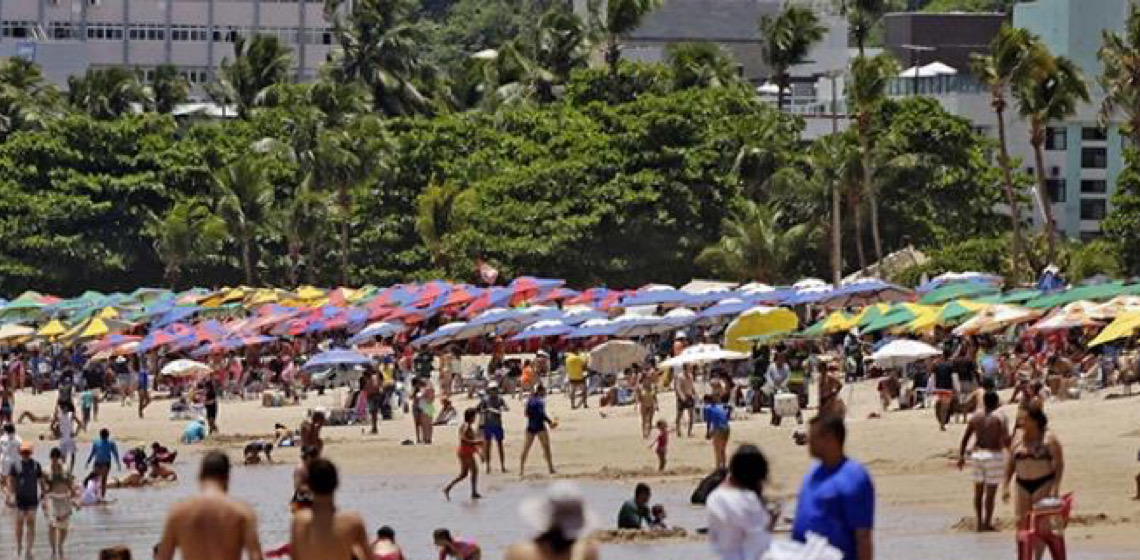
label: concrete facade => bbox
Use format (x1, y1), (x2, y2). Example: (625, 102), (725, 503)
(0, 0), (334, 91)
(883, 12), (1006, 76)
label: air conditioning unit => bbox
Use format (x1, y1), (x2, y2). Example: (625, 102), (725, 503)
(1050, 166), (1061, 177)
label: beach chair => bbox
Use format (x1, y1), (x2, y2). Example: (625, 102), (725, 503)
(1016, 492), (1073, 560)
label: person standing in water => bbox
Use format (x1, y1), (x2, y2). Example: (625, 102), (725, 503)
(519, 385), (556, 477)
(57, 401), (81, 474)
(957, 391), (1009, 532)
(478, 382), (508, 474)
(289, 458), (372, 560)
(434, 529), (482, 560)
(443, 408), (483, 501)
(371, 526), (406, 560)
(85, 428), (121, 499)
(156, 451), (262, 560)
(46, 447), (79, 560)
(707, 445), (775, 560)
(8, 442), (47, 560)
(704, 395), (731, 471)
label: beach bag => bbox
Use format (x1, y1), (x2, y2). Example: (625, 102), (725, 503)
(690, 468), (727, 505)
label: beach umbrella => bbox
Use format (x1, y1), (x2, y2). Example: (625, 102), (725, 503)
(510, 320), (572, 341)
(1028, 306), (1102, 332)
(566, 318), (616, 339)
(161, 359), (211, 378)
(724, 306), (800, 352)
(86, 334), (142, 355)
(566, 288), (609, 307)
(953, 305), (1043, 336)
(799, 311), (857, 337)
(697, 298), (755, 323)
(825, 279), (914, 307)
(919, 282), (1000, 305)
(793, 278), (829, 290)
(1089, 312), (1140, 347)
(533, 288), (580, 305)
(463, 308), (531, 337)
(621, 285), (688, 307)
(871, 339), (941, 368)
(663, 307), (698, 328)
(441, 285), (482, 308)
(784, 285), (837, 306)
(588, 340), (648, 374)
(508, 277), (565, 305)
(153, 306), (201, 328)
(348, 321), (405, 345)
(862, 304), (936, 334)
(1090, 296), (1140, 320)
(608, 314), (664, 338)
(463, 287), (513, 318)
(411, 322), (469, 348)
(560, 307), (607, 326)
(0, 324), (33, 342)
(659, 344), (749, 369)
(136, 324), (193, 353)
(303, 349), (372, 370)
(909, 300), (989, 331)
(996, 289), (1042, 304)
(36, 320), (67, 339)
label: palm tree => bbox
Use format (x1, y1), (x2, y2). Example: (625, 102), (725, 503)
(213, 155), (276, 285)
(1015, 53), (1090, 264)
(667, 42), (740, 90)
(532, 7), (591, 83)
(276, 180), (328, 286)
(971, 26), (1046, 282)
(697, 201), (813, 283)
(67, 67), (148, 119)
(326, 0), (442, 116)
(209, 34), (293, 118)
(0, 58), (59, 137)
(416, 181), (466, 270)
(848, 53), (899, 272)
(1099, 3), (1140, 145)
(148, 64), (190, 114)
(846, 0), (886, 58)
(586, 0), (663, 84)
(759, 3), (826, 111)
(468, 41), (557, 108)
(151, 200), (227, 287)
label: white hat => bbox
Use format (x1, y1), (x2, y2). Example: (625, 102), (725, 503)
(487, 381), (500, 390)
(519, 482), (597, 540)
(675, 331), (687, 339)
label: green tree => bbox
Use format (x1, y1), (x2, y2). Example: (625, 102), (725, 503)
(213, 155), (276, 285)
(151, 200), (227, 287)
(1099, 3), (1140, 145)
(971, 25), (1046, 282)
(532, 7), (591, 83)
(275, 179), (328, 285)
(0, 58), (59, 138)
(667, 42), (740, 90)
(1014, 52), (1089, 264)
(147, 64), (190, 114)
(67, 67), (148, 119)
(759, 3), (826, 111)
(416, 181), (466, 270)
(846, 0), (886, 57)
(697, 201), (813, 283)
(209, 34), (293, 119)
(1102, 148), (1140, 275)
(848, 53), (899, 271)
(587, 0), (663, 86)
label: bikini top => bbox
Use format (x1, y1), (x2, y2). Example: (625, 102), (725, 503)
(1014, 435), (1053, 462)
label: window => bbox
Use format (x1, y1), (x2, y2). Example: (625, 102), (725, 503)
(1082, 127), (1108, 142)
(1080, 199), (1108, 220)
(87, 23), (124, 41)
(49, 22), (75, 39)
(1081, 179), (1108, 194)
(1045, 179), (1066, 203)
(1082, 147), (1108, 169)
(1045, 127), (1067, 151)
(129, 23), (166, 41)
(1, 20), (35, 39)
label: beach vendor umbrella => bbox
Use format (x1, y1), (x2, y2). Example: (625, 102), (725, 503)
(871, 339), (941, 368)
(411, 322), (469, 348)
(1089, 312), (1140, 347)
(696, 298), (756, 324)
(161, 359), (211, 378)
(349, 322), (405, 345)
(36, 320), (67, 339)
(825, 279), (914, 307)
(560, 307), (607, 326)
(508, 276), (565, 305)
(303, 349), (372, 370)
(724, 307), (799, 352)
(607, 314), (664, 338)
(662, 308), (698, 328)
(919, 282), (1000, 305)
(566, 318), (617, 339)
(659, 344), (749, 369)
(0, 324), (33, 342)
(588, 340), (649, 375)
(953, 305), (1042, 336)
(510, 320), (572, 341)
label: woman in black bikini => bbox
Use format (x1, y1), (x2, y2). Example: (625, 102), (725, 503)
(1002, 407), (1064, 529)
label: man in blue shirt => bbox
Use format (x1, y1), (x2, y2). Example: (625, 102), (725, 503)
(86, 428), (121, 498)
(792, 415), (875, 560)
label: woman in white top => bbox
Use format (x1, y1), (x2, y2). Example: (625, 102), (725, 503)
(57, 401), (81, 473)
(707, 445), (774, 560)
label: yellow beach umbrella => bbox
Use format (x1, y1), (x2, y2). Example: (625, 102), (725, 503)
(724, 306), (800, 352)
(821, 311), (857, 334)
(1089, 312), (1140, 347)
(37, 320), (67, 338)
(295, 286), (326, 302)
(97, 306), (119, 319)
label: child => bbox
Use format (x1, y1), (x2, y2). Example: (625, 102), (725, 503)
(433, 528), (481, 560)
(648, 419), (669, 472)
(649, 504), (669, 529)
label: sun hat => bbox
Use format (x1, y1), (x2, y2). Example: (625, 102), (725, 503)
(518, 482), (597, 540)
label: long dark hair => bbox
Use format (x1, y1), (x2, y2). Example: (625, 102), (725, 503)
(535, 528), (575, 554)
(728, 444), (769, 501)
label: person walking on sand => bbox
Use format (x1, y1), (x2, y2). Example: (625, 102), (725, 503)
(506, 482), (599, 560)
(85, 428), (121, 499)
(8, 442), (47, 560)
(300, 410), (326, 456)
(137, 362), (152, 419)
(1002, 406), (1065, 541)
(957, 391), (1009, 532)
(565, 349), (587, 410)
(478, 383), (508, 474)
(636, 376), (658, 439)
(674, 365), (696, 437)
(444, 408), (484, 501)
(519, 385), (556, 477)
(649, 420), (669, 472)
(204, 380), (220, 434)
(57, 401), (81, 474)
(792, 415), (875, 560)
(704, 395), (731, 471)
(707, 445), (775, 560)
(156, 451), (263, 560)
(290, 459), (372, 560)
(931, 350), (960, 432)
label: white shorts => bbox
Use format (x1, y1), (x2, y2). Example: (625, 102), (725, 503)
(972, 450), (1005, 486)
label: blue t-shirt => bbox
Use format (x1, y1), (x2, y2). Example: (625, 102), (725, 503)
(705, 403), (729, 430)
(138, 370), (150, 392)
(87, 439), (120, 467)
(792, 458), (875, 560)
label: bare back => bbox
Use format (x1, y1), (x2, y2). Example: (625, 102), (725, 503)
(969, 410), (1008, 451)
(505, 540), (599, 560)
(675, 371), (695, 398)
(157, 494), (261, 560)
(290, 508), (370, 560)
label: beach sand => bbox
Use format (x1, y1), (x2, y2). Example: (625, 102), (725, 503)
(12, 380), (1140, 556)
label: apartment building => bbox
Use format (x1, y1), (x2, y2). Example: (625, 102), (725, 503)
(0, 0), (334, 90)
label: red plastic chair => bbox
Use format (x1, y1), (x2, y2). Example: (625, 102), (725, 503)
(1016, 492), (1074, 560)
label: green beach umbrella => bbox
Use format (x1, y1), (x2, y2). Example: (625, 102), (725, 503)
(919, 283), (1000, 305)
(997, 289), (1042, 303)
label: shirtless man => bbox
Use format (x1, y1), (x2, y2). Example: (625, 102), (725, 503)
(300, 410), (326, 456)
(957, 391), (1010, 532)
(673, 365), (696, 437)
(156, 451), (262, 560)
(289, 458), (372, 560)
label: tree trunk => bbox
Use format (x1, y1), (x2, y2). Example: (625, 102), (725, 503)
(339, 185), (351, 286)
(1031, 129), (1058, 265)
(852, 193), (867, 272)
(241, 235), (254, 286)
(776, 77), (785, 113)
(994, 101), (1025, 282)
(288, 242), (300, 287)
(859, 124), (884, 274)
(831, 184), (843, 286)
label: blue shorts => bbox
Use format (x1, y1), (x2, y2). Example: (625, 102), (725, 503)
(483, 425), (504, 442)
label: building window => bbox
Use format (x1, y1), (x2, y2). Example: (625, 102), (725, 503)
(1081, 179), (1108, 194)
(1045, 179), (1066, 203)
(129, 23), (166, 41)
(1081, 147), (1108, 169)
(1045, 127), (1067, 151)
(1082, 127), (1108, 142)
(1080, 199), (1108, 220)
(87, 23), (124, 41)
(49, 22), (76, 40)
(1, 20), (35, 39)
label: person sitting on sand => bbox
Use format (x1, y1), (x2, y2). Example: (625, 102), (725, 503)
(274, 423), (295, 447)
(649, 504), (668, 529)
(372, 526), (405, 560)
(616, 483), (652, 530)
(243, 441), (275, 465)
(434, 529), (481, 560)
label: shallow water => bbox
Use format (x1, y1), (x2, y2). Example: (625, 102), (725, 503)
(9, 457), (1133, 560)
